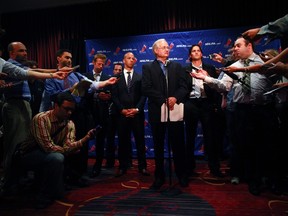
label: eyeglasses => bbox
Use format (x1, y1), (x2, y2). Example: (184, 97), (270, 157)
(158, 46), (170, 50)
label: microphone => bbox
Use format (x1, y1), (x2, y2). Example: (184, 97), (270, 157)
(185, 66), (200, 75)
(218, 68), (239, 80)
(164, 60), (170, 67)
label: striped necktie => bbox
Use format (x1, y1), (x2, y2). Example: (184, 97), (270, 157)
(127, 72), (131, 93)
(241, 59), (251, 94)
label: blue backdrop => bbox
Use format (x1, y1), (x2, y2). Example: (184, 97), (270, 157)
(85, 27), (281, 158)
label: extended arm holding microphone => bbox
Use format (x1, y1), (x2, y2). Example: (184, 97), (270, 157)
(188, 68), (233, 93)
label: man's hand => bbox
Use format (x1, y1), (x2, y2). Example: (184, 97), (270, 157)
(167, 97), (176, 111)
(190, 69), (208, 80)
(0, 80), (13, 88)
(211, 53), (224, 64)
(59, 66), (75, 73)
(242, 28), (261, 41)
(53, 71), (69, 80)
(222, 66), (238, 73)
(121, 108), (138, 118)
(265, 62), (288, 78)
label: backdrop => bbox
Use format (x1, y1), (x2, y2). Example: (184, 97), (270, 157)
(85, 26), (281, 158)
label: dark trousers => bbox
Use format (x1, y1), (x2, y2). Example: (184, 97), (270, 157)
(117, 114), (146, 171)
(184, 98), (223, 174)
(151, 121), (187, 179)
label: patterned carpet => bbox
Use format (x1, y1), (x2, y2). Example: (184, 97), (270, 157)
(1, 158), (288, 216)
(75, 189), (215, 216)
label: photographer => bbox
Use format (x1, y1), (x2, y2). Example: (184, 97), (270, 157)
(9, 92), (98, 209)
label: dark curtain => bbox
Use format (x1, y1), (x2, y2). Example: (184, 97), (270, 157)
(0, 0), (286, 69)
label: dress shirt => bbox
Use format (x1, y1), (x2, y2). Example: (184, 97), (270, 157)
(189, 64), (206, 98)
(204, 53), (274, 105)
(93, 70), (102, 82)
(4, 58), (31, 101)
(124, 69), (133, 85)
(0, 57), (29, 79)
(20, 110), (82, 154)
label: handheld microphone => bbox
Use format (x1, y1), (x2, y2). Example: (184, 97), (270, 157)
(164, 60), (170, 67)
(112, 72), (123, 79)
(218, 68), (239, 80)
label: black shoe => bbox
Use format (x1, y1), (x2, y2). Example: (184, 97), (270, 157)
(139, 169), (150, 176)
(150, 178), (165, 190)
(90, 167), (101, 178)
(179, 177), (189, 188)
(211, 169), (224, 178)
(115, 169), (127, 177)
(66, 178), (89, 188)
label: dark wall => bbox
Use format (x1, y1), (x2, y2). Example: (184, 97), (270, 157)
(0, 0), (286, 69)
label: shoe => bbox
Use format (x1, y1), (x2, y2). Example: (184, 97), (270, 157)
(211, 169), (224, 178)
(115, 169), (126, 177)
(150, 178), (165, 190)
(90, 167), (101, 178)
(231, 177), (240, 185)
(65, 177), (89, 188)
(248, 183), (261, 196)
(139, 169), (150, 176)
(179, 177), (189, 188)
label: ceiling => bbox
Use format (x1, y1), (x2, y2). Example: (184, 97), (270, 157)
(0, 0), (107, 14)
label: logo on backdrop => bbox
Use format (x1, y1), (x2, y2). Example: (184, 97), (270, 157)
(114, 46), (121, 55)
(224, 38), (232, 48)
(88, 48), (95, 57)
(140, 44), (147, 53)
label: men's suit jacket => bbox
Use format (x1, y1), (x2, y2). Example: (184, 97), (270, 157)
(84, 72), (111, 125)
(111, 71), (146, 117)
(142, 59), (188, 123)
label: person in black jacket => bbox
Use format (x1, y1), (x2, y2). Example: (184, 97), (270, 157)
(142, 39), (189, 189)
(84, 53), (112, 178)
(183, 44), (225, 178)
(112, 52), (149, 177)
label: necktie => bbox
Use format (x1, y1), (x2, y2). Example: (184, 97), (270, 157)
(94, 73), (100, 82)
(159, 62), (167, 76)
(127, 72), (131, 93)
(241, 59), (251, 94)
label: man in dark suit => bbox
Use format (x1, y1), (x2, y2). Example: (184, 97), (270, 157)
(183, 44), (225, 178)
(111, 52), (149, 177)
(142, 39), (189, 189)
(84, 53), (112, 178)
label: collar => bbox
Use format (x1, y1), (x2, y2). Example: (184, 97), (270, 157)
(124, 69), (133, 74)
(93, 70), (102, 76)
